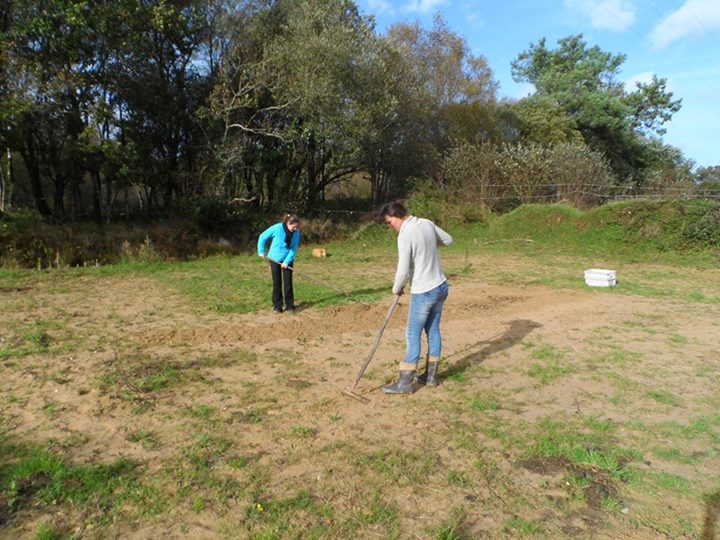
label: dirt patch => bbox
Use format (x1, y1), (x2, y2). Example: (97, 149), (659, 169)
(519, 456), (568, 476)
(1, 260), (719, 538)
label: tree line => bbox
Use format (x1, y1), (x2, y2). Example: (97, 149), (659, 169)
(0, 0), (715, 223)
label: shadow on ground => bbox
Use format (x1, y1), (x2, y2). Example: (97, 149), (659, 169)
(703, 490), (720, 540)
(442, 319), (542, 378)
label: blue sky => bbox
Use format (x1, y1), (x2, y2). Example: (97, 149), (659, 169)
(355, 0), (720, 169)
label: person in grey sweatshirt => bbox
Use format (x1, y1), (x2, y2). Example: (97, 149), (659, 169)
(375, 201), (453, 394)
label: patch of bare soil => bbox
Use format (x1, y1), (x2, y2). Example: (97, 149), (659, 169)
(1, 264), (719, 539)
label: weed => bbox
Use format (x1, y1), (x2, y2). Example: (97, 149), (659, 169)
(469, 396), (500, 411)
(525, 362), (574, 384)
(226, 456), (249, 469)
(645, 471), (693, 496)
(668, 334), (688, 345)
(601, 496), (622, 512)
(646, 390), (682, 407)
(356, 449), (435, 485)
(526, 417), (641, 482)
(287, 425), (316, 438)
(447, 470), (473, 487)
(187, 404), (215, 419)
(652, 447), (699, 465)
(565, 471), (593, 500)
(126, 430), (160, 450)
(192, 496), (206, 513)
(504, 515), (543, 535)
(35, 521), (60, 540)
(352, 491), (399, 529)
(0, 438), (163, 526)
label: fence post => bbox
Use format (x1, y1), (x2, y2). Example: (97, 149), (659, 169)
(0, 148), (7, 212)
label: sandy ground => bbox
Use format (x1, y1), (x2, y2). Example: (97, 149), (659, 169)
(1, 258), (719, 539)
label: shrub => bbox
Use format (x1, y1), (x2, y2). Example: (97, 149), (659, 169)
(407, 180), (490, 225)
(682, 203), (720, 248)
(440, 141), (614, 212)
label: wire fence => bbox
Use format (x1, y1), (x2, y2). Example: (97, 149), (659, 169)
(309, 184), (720, 216)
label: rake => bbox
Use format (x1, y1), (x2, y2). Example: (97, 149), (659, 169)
(344, 293), (401, 402)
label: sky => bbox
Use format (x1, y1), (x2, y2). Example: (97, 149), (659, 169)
(355, 0), (720, 169)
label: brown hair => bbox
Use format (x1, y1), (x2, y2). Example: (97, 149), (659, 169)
(374, 201), (407, 224)
(283, 213), (300, 225)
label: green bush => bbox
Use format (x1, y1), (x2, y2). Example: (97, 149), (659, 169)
(682, 203), (720, 247)
(407, 180), (490, 225)
(192, 195), (233, 234)
(440, 141), (614, 212)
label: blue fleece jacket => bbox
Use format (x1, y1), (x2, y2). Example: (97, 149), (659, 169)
(257, 222), (300, 265)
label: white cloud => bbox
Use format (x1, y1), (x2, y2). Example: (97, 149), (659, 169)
(565, 0), (636, 31)
(368, 0), (395, 14)
(403, 0), (449, 15)
(649, 0), (720, 49)
(505, 82), (535, 99)
(464, 11), (486, 28)
(623, 71), (655, 92)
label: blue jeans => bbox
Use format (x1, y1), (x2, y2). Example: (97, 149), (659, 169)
(405, 281), (449, 365)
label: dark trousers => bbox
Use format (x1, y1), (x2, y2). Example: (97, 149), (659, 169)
(270, 260), (294, 311)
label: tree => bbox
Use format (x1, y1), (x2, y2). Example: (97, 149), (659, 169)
(212, 0), (402, 212)
(0, 0), (220, 221)
(384, 16), (500, 186)
(0, 0), (97, 219)
(695, 165), (720, 198)
(511, 34), (682, 185)
(115, 0), (215, 211)
(507, 95), (583, 145)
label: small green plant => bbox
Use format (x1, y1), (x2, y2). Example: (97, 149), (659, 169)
(447, 470), (472, 487)
(226, 456), (249, 469)
(187, 404), (215, 419)
(601, 496), (622, 512)
(525, 362), (574, 384)
(135, 365), (182, 392)
(646, 390), (682, 407)
(469, 397), (500, 411)
(565, 471), (593, 500)
(192, 496), (206, 513)
(35, 521), (60, 540)
(41, 402), (59, 417)
(668, 334), (688, 345)
(352, 491), (399, 529)
(126, 430), (159, 450)
(288, 425), (316, 438)
(504, 515), (543, 535)
(433, 522), (463, 540)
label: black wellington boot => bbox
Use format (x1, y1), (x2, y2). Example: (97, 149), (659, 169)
(416, 356), (440, 387)
(382, 365), (416, 394)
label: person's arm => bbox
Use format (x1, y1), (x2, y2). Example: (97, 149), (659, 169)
(283, 230), (301, 265)
(435, 224), (453, 247)
(392, 234), (412, 294)
(257, 225), (273, 256)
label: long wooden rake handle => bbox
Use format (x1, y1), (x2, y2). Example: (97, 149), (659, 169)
(348, 294), (401, 392)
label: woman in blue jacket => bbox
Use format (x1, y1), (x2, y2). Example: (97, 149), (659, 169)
(257, 214), (301, 313)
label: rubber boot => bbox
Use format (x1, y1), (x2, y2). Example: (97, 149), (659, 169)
(416, 356), (440, 387)
(382, 362), (416, 394)
(414, 354), (428, 384)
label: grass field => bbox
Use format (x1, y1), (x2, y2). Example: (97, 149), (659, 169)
(1, 203), (719, 539)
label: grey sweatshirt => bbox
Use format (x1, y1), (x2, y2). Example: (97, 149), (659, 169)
(393, 216), (453, 294)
